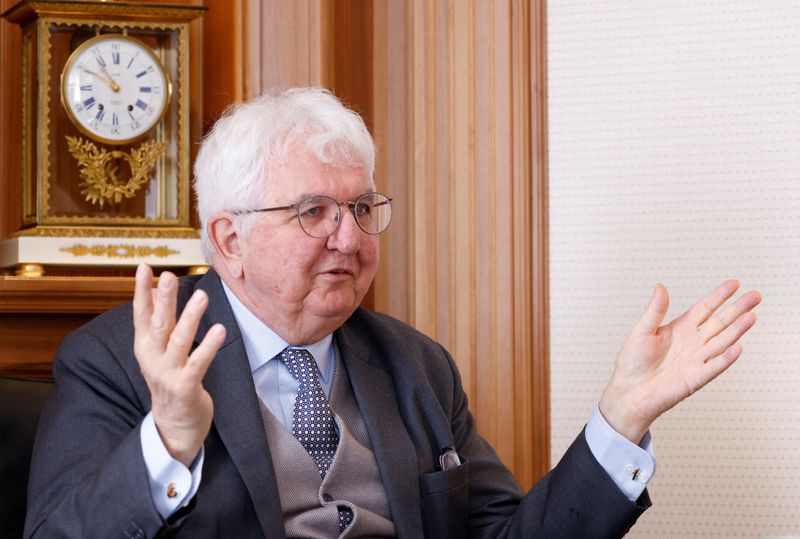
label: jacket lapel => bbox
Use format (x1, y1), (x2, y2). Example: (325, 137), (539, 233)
(194, 271), (286, 538)
(335, 324), (424, 538)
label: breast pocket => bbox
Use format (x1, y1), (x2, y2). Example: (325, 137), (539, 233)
(419, 459), (470, 539)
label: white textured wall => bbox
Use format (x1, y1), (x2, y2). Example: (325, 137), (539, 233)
(548, 1), (800, 536)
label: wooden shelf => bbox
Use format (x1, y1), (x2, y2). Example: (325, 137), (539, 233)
(0, 275), (135, 313)
(0, 275), (136, 378)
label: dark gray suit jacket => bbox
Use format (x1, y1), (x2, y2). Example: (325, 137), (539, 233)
(24, 270), (649, 538)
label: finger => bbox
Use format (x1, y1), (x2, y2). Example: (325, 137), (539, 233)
(698, 343), (743, 388)
(703, 311), (757, 362)
(133, 264), (155, 333)
(631, 283), (670, 336)
(684, 279), (740, 327)
(150, 271), (179, 349)
(699, 290), (762, 342)
(164, 290), (210, 365)
(184, 323), (227, 384)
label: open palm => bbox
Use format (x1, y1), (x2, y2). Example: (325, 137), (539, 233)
(133, 264), (227, 466)
(599, 280), (761, 444)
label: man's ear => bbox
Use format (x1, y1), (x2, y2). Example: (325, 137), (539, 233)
(207, 213), (244, 279)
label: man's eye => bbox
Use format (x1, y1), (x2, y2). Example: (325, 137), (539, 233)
(301, 205), (326, 218)
(354, 202), (371, 216)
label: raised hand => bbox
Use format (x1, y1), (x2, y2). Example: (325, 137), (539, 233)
(599, 280), (762, 444)
(133, 264), (226, 466)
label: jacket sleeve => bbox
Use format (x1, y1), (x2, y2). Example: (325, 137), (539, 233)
(440, 352), (651, 538)
(347, 309), (651, 538)
(23, 327), (167, 539)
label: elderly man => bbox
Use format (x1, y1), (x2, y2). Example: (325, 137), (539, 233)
(25, 88), (761, 538)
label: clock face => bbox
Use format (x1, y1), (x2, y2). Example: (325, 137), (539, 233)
(61, 34), (171, 145)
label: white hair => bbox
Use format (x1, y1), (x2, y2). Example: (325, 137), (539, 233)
(193, 87), (376, 261)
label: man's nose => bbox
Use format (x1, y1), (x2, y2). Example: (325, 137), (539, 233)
(326, 207), (361, 253)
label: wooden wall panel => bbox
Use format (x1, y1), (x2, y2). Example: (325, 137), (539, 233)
(246, 0), (332, 92)
(371, 0), (549, 488)
(0, 0), (23, 247)
(371, 0), (410, 319)
(201, 0), (245, 127)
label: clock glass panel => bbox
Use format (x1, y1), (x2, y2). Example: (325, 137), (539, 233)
(43, 24), (181, 221)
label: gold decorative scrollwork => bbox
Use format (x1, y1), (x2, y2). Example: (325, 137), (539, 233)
(60, 244), (179, 258)
(66, 136), (166, 208)
(14, 226), (200, 239)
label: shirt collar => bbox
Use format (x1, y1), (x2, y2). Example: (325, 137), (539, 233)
(220, 279), (333, 384)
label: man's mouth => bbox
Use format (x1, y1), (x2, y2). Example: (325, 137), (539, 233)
(324, 268), (354, 276)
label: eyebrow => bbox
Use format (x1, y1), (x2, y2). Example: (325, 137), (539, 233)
(289, 190), (376, 204)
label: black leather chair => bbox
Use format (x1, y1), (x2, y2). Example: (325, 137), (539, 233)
(0, 376), (54, 539)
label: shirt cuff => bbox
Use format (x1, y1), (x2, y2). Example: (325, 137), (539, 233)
(140, 411), (204, 519)
(584, 404), (656, 502)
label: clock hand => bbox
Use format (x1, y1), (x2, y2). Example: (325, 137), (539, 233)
(83, 68), (120, 92)
(100, 66), (121, 93)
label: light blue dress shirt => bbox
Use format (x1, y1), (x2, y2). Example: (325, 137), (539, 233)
(140, 281), (656, 519)
(226, 280), (335, 428)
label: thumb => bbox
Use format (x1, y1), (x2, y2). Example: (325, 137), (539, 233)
(632, 283), (669, 336)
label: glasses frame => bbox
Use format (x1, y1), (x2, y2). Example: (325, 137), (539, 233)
(234, 191), (393, 238)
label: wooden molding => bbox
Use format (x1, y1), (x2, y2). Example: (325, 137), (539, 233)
(529, 0), (550, 487)
(0, 275), (136, 378)
(0, 275), (134, 313)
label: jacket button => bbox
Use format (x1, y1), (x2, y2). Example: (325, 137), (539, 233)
(322, 493), (333, 502)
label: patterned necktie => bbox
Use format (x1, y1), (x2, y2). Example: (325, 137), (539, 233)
(279, 348), (339, 478)
(280, 348), (353, 532)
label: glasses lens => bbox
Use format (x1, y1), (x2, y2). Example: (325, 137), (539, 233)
(354, 193), (392, 235)
(297, 196), (339, 238)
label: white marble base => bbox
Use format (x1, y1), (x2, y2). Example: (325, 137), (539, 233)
(0, 235), (206, 268)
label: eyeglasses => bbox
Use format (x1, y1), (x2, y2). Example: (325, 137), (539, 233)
(235, 192), (393, 238)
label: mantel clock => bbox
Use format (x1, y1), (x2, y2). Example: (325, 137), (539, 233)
(0, 0), (207, 276)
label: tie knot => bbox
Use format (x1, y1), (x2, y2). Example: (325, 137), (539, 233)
(279, 348), (318, 386)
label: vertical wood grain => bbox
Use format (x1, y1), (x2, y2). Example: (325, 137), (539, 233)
(1, 0), (23, 249)
(257, 0), (332, 91)
(371, 0), (549, 488)
(529, 0), (550, 487)
(371, 0), (410, 320)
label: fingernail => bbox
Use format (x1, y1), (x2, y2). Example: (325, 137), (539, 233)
(209, 324), (226, 339)
(157, 271), (175, 289)
(190, 290), (207, 305)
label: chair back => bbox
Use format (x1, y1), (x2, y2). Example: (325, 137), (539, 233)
(0, 376), (54, 539)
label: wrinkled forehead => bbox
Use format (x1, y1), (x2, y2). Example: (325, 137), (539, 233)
(262, 144), (374, 202)
(272, 133), (371, 171)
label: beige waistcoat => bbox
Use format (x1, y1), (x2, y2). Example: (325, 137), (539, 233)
(258, 350), (396, 538)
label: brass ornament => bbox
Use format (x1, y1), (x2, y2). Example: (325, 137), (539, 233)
(60, 243), (179, 259)
(13, 225), (200, 239)
(15, 263), (45, 277)
(65, 135), (167, 208)
(187, 265), (210, 275)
